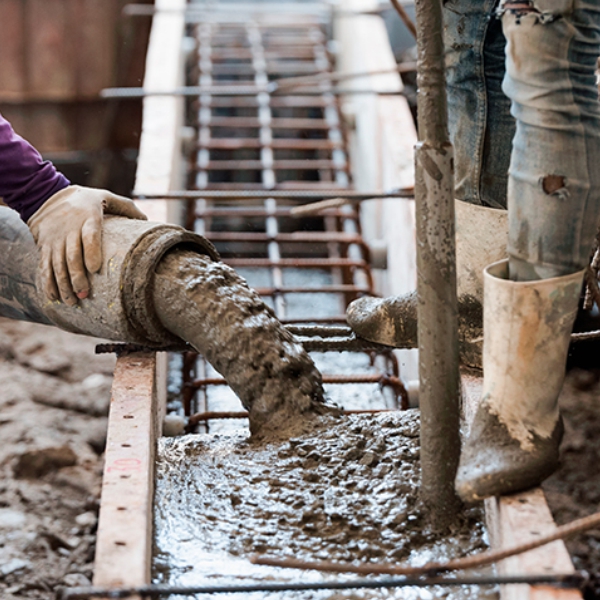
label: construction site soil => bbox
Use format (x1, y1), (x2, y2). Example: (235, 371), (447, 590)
(0, 317), (115, 599)
(0, 315), (599, 599)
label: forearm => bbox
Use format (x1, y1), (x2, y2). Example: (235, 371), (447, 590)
(0, 113), (70, 221)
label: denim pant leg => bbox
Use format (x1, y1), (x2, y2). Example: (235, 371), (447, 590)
(444, 0), (515, 208)
(501, 0), (600, 277)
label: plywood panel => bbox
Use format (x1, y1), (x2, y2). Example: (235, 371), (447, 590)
(77, 0), (120, 97)
(0, 0), (26, 99)
(27, 0), (76, 99)
(0, 0), (125, 102)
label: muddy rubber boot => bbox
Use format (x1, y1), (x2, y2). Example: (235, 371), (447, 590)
(455, 260), (584, 502)
(346, 200), (507, 368)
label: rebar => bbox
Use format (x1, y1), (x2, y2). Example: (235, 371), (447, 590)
(94, 334), (395, 356)
(390, 0), (417, 38)
(56, 573), (586, 599)
(172, 15), (410, 423)
(254, 507), (600, 578)
(188, 407), (403, 427)
(100, 85), (406, 98)
(133, 189), (414, 200)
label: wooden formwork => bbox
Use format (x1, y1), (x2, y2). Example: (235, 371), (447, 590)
(93, 0), (187, 592)
(92, 1), (582, 598)
(0, 0), (150, 153)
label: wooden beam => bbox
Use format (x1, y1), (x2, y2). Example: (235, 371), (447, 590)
(93, 353), (159, 595)
(333, 0), (418, 380)
(93, 0), (185, 592)
(461, 375), (581, 600)
(134, 0), (187, 224)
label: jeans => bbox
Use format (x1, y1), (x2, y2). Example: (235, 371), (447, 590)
(501, 0), (600, 276)
(444, 0), (600, 276)
(444, 0), (514, 210)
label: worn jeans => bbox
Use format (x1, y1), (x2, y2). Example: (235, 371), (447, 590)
(444, 0), (514, 210)
(444, 0), (600, 276)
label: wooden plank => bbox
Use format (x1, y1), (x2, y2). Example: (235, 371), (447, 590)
(0, 0), (123, 102)
(462, 375), (581, 600)
(76, 0), (120, 97)
(27, 0), (76, 100)
(132, 0), (187, 421)
(93, 0), (185, 591)
(134, 0), (187, 224)
(0, 0), (26, 100)
(333, 0), (418, 380)
(487, 490), (580, 600)
(93, 353), (159, 592)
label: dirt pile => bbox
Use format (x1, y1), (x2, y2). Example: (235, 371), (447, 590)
(0, 317), (114, 599)
(544, 368), (600, 600)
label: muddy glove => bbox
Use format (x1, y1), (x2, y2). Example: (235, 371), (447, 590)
(27, 185), (147, 306)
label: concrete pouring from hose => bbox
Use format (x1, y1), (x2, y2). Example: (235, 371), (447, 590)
(0, 206), (329, 436)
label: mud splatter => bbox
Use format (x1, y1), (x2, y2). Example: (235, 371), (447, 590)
(153, 249), (336, 438)
(153, 411), (496, 600)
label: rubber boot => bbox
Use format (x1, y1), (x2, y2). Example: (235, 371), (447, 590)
(455, 260), (584, 502)
(346, 200), (508, 368)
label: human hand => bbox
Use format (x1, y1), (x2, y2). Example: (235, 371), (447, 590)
(27, 185), (147, 306)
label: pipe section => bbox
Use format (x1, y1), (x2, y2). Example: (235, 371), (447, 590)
(0, 206), (219, 346)
(413, 0), (461, 527)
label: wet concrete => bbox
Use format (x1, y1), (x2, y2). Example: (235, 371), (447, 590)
(153, 249), (335, 438)
(153, 411), (497, 600)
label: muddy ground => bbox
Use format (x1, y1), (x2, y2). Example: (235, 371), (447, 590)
(0, 317), (115, 599)
(0, 315), (599, 599)
(543, 363), (600, 600)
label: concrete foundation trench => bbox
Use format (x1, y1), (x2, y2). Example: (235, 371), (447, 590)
(76, 1), (589, 599)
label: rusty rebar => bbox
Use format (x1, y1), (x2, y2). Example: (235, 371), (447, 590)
(253, 508), (600, 578)
(390, 0), (417, 39)
(172, 18), (405, 427)
(188, 407), (402, 427)
(186, 373), (408, 411)
(100, 85), (406, 98)
(95, 334), (395, 356)
(134, 189), (414, 201)
(57, 573), (586, 599)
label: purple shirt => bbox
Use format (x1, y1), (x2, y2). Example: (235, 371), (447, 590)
(0, 113), (70, 221)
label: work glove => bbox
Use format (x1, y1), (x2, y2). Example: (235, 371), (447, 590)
(27, 185), (147, 306)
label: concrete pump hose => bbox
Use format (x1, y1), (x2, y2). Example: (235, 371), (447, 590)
(0, 206), (219, 346)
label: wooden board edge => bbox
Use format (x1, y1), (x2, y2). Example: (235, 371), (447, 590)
(333, 0), (419, 381)
(93, 0), (187, 591)
(133, 0), (187, 224)
(93, 353), (158, 593)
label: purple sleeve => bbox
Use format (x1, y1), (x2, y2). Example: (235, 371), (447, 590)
(0, 113), (70, 222)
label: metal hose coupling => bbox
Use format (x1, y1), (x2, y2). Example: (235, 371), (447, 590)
(0, 206), (219, 346)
